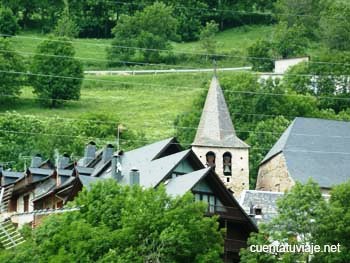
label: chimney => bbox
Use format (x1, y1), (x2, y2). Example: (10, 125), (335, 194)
(31, 154), (42, 168)
(102, 144), (114, 163)
(58, 153), (70, 169)
(84, 141), (96, 165)
(129, 168), (139, 186)
(111, 154), (123, 182)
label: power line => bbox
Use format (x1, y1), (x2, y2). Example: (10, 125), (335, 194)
(0, 49), (207, 70)
(2, 69), (350, 101)
(5, 33), (350, 67)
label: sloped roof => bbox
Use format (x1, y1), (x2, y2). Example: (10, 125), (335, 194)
(240, 190), (284, 223)
(1, 171), (24, 185)
(78, 175), (103, 190)
(117, 149), (192, 188)
(165, 167), (211, 197)
(261, 117), (350, 188)
(192, 76), (249, 148)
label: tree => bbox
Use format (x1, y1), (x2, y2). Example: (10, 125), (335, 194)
(320, 0), (350, 51)
(30, 37), (83, 107)
(284, 51), (350, 113)
(53, 0), (79, 38)
(164, 0), (208, 41)
(240, 180), (327, 262)
(0, 7), (19, 36)
(273, 22), (308, 59)
(0, 38), (25, 101)
(200, 21), (219, 58)
(275, 0), (326, 38)
(312, 181), (350, 262)
(108, 2), (178, 64)
(247, 39), (274, 72)
(0, 181), (224, 262)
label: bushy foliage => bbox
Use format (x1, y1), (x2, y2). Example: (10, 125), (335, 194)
(240, 180), (327, 262)
(53, 1), (79, 38)
(320, 0), (350, 51)
(273, 22), (308, 59)
(247, 39), (274, 72)
(0, 38), (25, 102)
(0, 181), (223, 262)
(108, 2), (178, 65)
(0, 112), (144, 171)
(30, 37), (83, 107)
(0, 7), (19, 36)
(200, 21), (219, 56)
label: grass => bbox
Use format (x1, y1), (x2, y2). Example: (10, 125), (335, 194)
(12, 25), (276, 70)
(2, 73), (212, 141)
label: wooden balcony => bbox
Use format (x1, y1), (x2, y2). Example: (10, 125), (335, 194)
(206, 205), (246, 222)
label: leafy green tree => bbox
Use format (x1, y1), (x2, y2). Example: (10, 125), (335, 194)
(312, 181), (350, 262)
(284, 51), (350, 112)
(0, 7), (19, 36)
(320, 0), (350, 51)
(0, 112), (144, 171)
(273, 22), (308, 59)
(30, 37), (83, 107)
(0, 181), (223, 262)
(200, 21), (219, 59)
(0, 38), (25, 101)
(164, 0), (208, 41)
(69, 0), (118, 38)
(240, 180), (327, 262)
(53, 0), (79, 38)
(275, 0), (326, 38)
(108, 2), (178, 64)
(248, 39), (274, 72)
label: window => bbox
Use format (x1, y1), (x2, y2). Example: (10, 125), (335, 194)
(206, 151), (216, 169)
(23, 195), (29, 212)
(194, 192), (226, 213)
(223, 152), (232, 176)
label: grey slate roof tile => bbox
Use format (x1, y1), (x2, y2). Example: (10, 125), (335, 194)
(261, 117), (350, 188)
(192, 76), (249, 148)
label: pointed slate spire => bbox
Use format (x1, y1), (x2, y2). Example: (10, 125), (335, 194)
(192, 76), (249, 148)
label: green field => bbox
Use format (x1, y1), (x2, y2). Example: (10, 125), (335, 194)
(12, 25), (277, 70)
(2, 73), (212, 141)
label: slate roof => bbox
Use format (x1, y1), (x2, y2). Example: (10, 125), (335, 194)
(109, 149), (192, 188)
(192, 76), (249, 148)
(240, 190), (284, 223)
(165, 168), (211, 197)
(1, 171), (24, 185)
(261, 117), (350, 188)
(78, 175), (102, 190)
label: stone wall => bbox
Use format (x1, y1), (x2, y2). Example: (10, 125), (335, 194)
(192, 146), (249, 198)
(256, 153), (295, 192)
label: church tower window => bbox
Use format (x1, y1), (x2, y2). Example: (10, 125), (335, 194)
(206, 151), (216, 169)
(223, 152), (232, 176)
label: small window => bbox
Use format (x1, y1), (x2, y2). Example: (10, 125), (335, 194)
(226, 177), (230, 183)
(23, 195), (29, 212)
(206, 151), (216, 169)
(223, 152), (232, 176)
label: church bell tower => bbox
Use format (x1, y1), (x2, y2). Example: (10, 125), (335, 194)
(191, 75), (249, 198)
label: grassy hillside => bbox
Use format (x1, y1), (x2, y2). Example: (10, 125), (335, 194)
(12, 26), (276, 70)
(2, 73), (211, 141)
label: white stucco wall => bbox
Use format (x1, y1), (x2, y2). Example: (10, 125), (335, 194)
(274, 57), (309, 74)
(192, 146), (249, 198)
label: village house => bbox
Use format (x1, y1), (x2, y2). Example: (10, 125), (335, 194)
(256, 117), (350, 194)
(0, 75), (258, 262)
